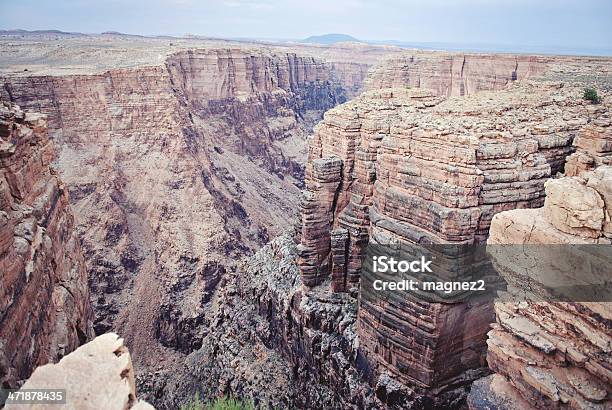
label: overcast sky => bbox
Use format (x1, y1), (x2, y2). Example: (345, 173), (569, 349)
(1, 0), (611, 53)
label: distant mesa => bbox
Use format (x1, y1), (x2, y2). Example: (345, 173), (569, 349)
(0, 29), (86, 38)
(302, 33), (361, 44)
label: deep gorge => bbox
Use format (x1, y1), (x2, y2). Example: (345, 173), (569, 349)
(1, 41), (611, 409)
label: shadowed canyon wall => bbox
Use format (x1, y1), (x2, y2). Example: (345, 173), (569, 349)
(0, 48), (354, 400)
(0, 102), (94, 388)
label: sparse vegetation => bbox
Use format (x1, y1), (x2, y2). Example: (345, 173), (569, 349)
(583, 87), (602, 104)
(180, 394), (255, 410)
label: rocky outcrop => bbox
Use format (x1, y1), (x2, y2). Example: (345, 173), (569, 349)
(364, 53), (548, 97)
(299, 82), (589, 289)
(5, 333), (153, 409)
(0, 101), (94, 388)
(472, 165), (612, 409)
(298, 82), (593, 405)
(565, 104), (612, 177)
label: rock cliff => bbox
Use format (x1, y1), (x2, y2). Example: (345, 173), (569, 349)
(0, 101), (94, 388)
(298, 82), (595, 405)
(469, 167), (611, 409)
(1, 47), (353, 402)
(364, 53), (548, 97)
(468, 109), (611, 409)
(565, 105), (612, 177)
(2, 35), (612, 408)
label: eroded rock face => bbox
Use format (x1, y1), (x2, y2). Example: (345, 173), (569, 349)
(5, 333), (153, 410)
(0, 47), (355, 404)
(565, 104), (612, 176)
(3, 37), (611, 409)
(0, 102), (94, 388)
(0, 50), (345, 338)
(135, 234), (375, 409)
(299, 82), (590, 288)
(364, 53), (548, 97)
(477, 166), (612, 409)
(297, 82), (594, 404)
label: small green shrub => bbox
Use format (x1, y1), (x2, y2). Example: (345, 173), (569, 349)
(207, 396), (255, 410)
(180, 394), (255, 410)
(583, 87), (602, 104)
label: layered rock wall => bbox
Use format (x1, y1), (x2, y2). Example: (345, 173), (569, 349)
(565, 104), (612, 177)
(364, 54), (548, 97)
(471, 166), (611, 409)
(469, 108), (611, 408)
(298, 82), (593, 404)
(0, 48), (352, 403)
(166, 49), (345, 184)
(0, 102), (93, 388)
(300, 82), (588, 290)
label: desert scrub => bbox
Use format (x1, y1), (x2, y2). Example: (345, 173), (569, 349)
(583, 87), (602, 104)
(180, 394), (255, 410)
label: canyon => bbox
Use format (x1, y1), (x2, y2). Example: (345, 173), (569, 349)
(0, 32), (611, 409)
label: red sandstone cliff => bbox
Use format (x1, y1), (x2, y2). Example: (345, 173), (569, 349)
(0, 101), (94, 388)
(364, 53), (548, 96)
(2, 36), (612, 408)
(297, 82), (597, 405)
(468, 108), (611, 409)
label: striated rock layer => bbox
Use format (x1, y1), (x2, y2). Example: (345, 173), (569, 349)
(470, 105), (612, 409)
(5, 333), (153, 410)
(565, 104), (612, 177)
(0, 101), (94, 388)
(364, 53), (548, 97)
(3, 37), (612, 408)
(470, 165), (612, 409)
(298, 82), (596, 405)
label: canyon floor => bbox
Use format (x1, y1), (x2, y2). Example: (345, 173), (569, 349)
(1, 31), (611, 409)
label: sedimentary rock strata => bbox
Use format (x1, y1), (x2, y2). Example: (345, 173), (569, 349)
(474, 165), (612, 409)
(298, 82), (595, 404)
(5, 333), (153, 410)
(2, 31), (612, 408)
(0, 101), (94, 388)
(300, 81), (590, 289)
(364, 53), (548, 97)
(565, 104), (612, 177)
